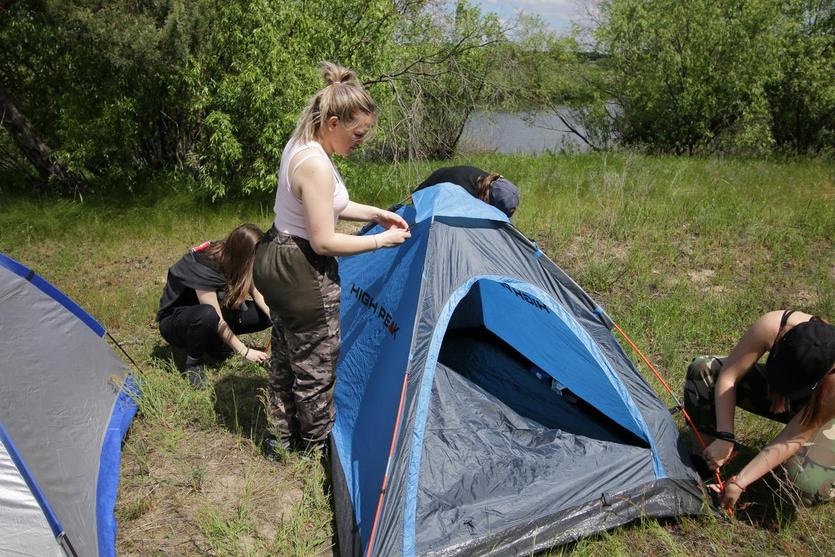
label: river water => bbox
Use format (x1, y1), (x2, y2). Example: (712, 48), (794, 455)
(458, 110), (592, 154)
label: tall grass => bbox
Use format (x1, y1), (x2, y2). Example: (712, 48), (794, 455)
(0, 152), (832, 555)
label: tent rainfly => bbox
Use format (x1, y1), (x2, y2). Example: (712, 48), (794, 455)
(0, 253), (137, 557)
(331, 184), (705, 557)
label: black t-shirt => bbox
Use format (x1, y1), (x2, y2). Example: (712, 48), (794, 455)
(156, 244), (227, 321)
(357, 165), (491, 236)
(414, 166), (487, 198)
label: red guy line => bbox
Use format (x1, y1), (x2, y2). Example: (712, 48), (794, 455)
(365, 370), (410, 557)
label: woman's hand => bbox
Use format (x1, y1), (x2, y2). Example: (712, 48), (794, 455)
(720, 481), (744, 510)
(703, 439), (734, 470)
(243, 347), (269, 364)
(374, 209), (409, 230)
(707, 479), (744, 512)
(375, 226), (411, 248)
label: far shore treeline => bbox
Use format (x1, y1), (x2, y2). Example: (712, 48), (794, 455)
(0, 0), (832, 198)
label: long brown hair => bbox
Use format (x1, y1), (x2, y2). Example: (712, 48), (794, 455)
(800, 369), (835, 426)
(476, 172), (502, 202)
(204, 224), (263, 309)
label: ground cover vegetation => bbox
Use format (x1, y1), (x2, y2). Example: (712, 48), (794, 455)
(1, 153), (833, 555)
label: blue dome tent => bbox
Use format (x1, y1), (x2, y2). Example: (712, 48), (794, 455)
(331, 184), (705, 556)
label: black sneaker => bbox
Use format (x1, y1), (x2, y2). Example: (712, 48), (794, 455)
(184, 356), (208, 389)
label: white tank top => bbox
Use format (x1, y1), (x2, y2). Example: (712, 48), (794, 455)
(273, 138), (350, 240)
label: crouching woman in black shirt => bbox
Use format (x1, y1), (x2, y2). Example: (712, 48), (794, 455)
(157, 223), (271, 387)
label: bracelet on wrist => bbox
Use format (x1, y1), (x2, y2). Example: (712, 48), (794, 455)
(373, 235), (379, 249)
(714, 430), (736, 442)
(726, 476), (746, 492)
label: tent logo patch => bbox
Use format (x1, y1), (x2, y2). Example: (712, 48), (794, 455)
(500, 282), (551, 313)
(350, 283), (400, 337)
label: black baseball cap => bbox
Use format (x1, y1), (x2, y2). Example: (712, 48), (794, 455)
(765, 319), (835, 401)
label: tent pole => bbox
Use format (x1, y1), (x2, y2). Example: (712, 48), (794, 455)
(57, 532), (79, 557)
(106, 331), (143, 373)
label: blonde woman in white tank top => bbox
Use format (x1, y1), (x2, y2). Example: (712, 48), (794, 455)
(253, 62), (410, 454)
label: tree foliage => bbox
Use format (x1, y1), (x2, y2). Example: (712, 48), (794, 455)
(3, 0), (829, 197)
(0, 0), (506, 196)
(595, 0), (834, 155)
(768, 0), (835, 152)
(488, 15), (615, 150)
(364, 1), (506, 160)
(597, 0), (782, 154)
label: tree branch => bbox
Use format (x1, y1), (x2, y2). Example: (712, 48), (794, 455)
(363, 31), (500, 86)
(0, 84), (89, 196)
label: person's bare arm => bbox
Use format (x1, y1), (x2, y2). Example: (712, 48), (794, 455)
(704, 312), (782, 469)
(195, 289), (268, 363)
(294, 157), (409, 256)
(251, 286), (270, 319)
(340, 200), (409, 230)
(721, 376), (835, 508)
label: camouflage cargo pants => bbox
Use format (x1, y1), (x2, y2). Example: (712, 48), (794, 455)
(683, 355), (801, 435)
(253, 228), (341, 451)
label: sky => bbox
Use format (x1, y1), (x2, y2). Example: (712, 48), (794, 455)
(467, 0), (596, 34)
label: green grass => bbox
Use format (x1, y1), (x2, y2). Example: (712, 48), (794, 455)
(1, 152), (833, 555)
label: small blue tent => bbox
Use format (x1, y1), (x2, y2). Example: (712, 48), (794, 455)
(331, 185), (704, 556)
(0, 253), (137, 556)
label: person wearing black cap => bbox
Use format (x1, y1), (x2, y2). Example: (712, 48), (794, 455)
(414, 165), (520, 218)
(684, 310), (835, 510)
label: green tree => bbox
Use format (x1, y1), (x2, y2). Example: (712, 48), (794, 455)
(1, 0), (507, 196)
(0, 0), (405, 195)
(0, 0), (217, 188)
(366, 0), (505, 160)
(188, 0), (404, 196)
(488, 14), (614, 150)
(769, 0), (834, 152)
(597, 0), (786, 154)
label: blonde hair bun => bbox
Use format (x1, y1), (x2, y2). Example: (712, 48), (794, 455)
(292, 61), (377, 142)
(321, 61), (357, 86)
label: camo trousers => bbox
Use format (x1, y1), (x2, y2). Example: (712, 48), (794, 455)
(683, 355), (805, 434)
(253, 228), (340, 450)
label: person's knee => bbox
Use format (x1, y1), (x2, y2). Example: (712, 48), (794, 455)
(786, 454), (835, 505)
(686, 355), (721, 382)
(193, 304), (219, 328)
(253, 306), (273, 331)
(187, 305), (220, 342)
